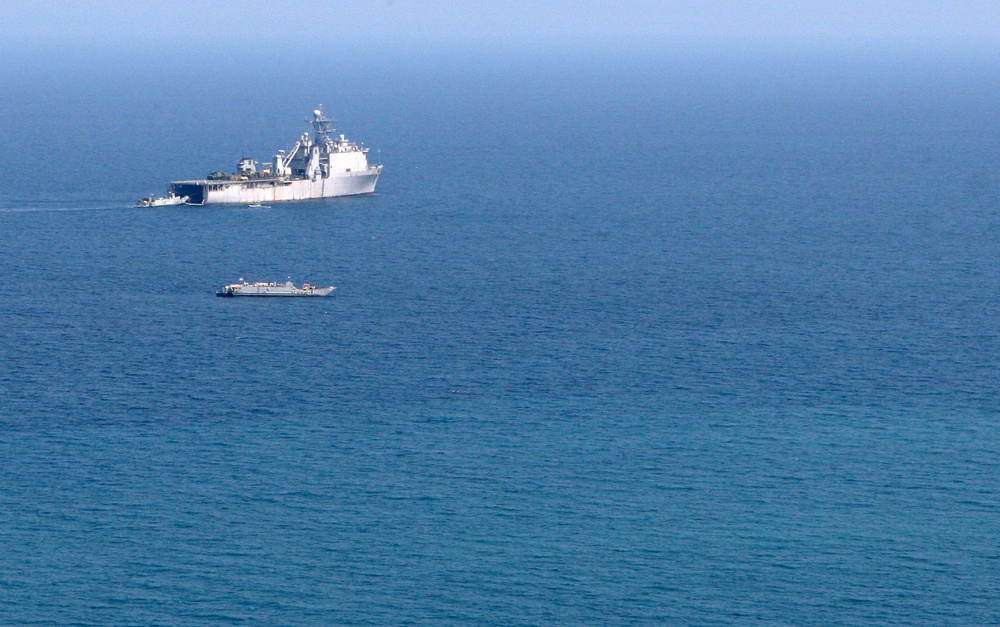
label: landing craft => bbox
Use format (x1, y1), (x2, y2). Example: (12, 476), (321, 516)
(217, 279), (336, 297)
(136, 191), (188, 207)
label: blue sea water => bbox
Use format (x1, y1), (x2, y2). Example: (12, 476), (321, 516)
(1, 46), (999, 623)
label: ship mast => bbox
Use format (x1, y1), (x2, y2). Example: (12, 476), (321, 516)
(311, 107), (336, 147)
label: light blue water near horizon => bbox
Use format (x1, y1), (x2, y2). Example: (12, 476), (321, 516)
(1, 47), (1000, 623)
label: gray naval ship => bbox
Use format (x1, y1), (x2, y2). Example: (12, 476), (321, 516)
(217, 279), (336, 297)
(157, 108), (381, 205)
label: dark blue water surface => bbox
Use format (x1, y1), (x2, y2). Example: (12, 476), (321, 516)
(1, 46), (999, 624)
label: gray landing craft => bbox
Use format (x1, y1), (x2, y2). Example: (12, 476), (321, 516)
(217, 280), (336, 297)
(144, 108), (381, 206)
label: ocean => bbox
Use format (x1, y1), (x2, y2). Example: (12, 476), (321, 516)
(1, 44), (999, 623)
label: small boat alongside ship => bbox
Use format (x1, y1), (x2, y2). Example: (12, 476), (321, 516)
(136, 191), (188, 207)
(217, 279), (335, 297)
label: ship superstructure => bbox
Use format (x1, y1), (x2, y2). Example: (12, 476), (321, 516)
(166, 108), (381, 205)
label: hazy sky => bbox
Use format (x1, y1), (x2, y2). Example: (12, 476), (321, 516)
(2, 1), (999, 52)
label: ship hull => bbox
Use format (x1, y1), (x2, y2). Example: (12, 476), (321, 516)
(172, 169), (380, 205)
(217, 291), (332, 297)
(217, 284), (335, 297)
